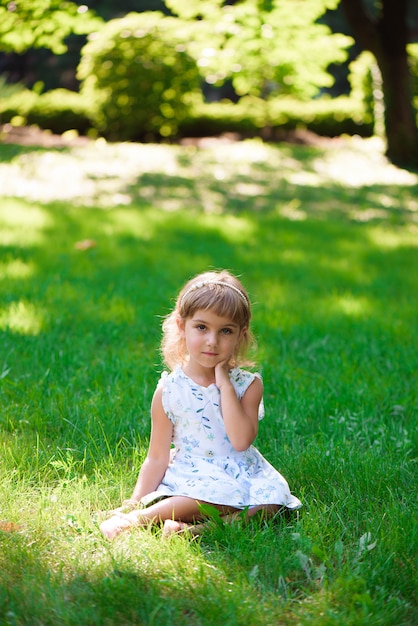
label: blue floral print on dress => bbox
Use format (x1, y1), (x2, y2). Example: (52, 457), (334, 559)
(151, 366), (302, 511)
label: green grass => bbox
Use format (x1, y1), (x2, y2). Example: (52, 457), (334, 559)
(0, 135), (417, 625)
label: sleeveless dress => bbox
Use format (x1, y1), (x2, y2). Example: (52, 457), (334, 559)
(142, 366), (302, 511)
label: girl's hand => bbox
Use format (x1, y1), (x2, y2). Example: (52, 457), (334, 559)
(109, 499), (140, 515)
(215, 359), (232, 389)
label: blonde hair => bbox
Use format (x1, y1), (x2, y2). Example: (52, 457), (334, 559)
(161, 270), (256, 370)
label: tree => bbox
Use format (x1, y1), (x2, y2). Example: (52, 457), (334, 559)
(166, 0), (353, 100)
(0, 0), (102, 54)
(78, 12), (201, 140)
(340, 0), (418, 165)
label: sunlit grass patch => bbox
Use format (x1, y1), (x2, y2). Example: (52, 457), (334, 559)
(0, 199), (51, 247)
(326, 292), (371, 317)
(367, 224), (418, 248)
(0, 258), (35, 279)
(0, 300), (45, 335)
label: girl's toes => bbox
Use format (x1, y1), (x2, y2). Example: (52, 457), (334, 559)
(162, 519), (187, 537)
(100, 513), (135, 539)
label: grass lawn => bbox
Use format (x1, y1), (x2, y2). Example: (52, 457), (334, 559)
(0, 134), (417, 625)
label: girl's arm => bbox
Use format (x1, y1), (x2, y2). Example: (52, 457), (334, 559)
(129, 386), (173, 502)
(216, 362), (263, 452)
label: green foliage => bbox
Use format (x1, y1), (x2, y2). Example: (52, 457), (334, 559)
(347, 42), (418, 141)
(28, 89), (94, 135)
(0, 87), (373, 140)
(78, 12), (202, 140)
(182, 96), (372, 138)
(166, 0), (354, 99)
(0, 88), (38, 122)
(268, 95), (371, 136)
(0, 88), (94, 134)
(408, 43), (418, 120)
(0, 0), (102, 54)
(0, 76), (25, 98)
(348, 51), (376, 125)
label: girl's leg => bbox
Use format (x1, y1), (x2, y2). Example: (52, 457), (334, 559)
(247, 504), (282, 518)
(162, 504), (283, 537)
(100, 496), (239, 539)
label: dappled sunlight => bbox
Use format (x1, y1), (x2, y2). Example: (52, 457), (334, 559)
(104, 208), (160, 239)
(203, 214), (256, 243)
(326, 293), (372, 318)
(367, 225), (418, 249)
(98, 296), (136, 325)
(288, 170), (322, 187)
(311, 137), (417, 187)
(0, 200), (51, 246)
(0, 140), (181, 207)
(1, 137), (416, 223)
(313, 249), (372, 288)
(0, 258), (35, 279)
(279, 199), (308, 221)
(0, 300), (44, 335)
(280, 248), (306, 263)
(235, 181), (265, 197)
(349, 207), (391, 222)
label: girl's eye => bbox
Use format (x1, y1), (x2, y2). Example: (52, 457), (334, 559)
(221, 328), (233, 335)
(196, 324), (206, 331)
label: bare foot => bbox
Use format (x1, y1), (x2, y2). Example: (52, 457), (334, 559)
(100, 512), (137, 539)
(162, 519), (207, 538)
(162, 519), (189, 537)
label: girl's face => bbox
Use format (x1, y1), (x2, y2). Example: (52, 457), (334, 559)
(178, 308), (246, 370)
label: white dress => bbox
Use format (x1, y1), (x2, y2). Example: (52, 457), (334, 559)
(142, 366), (302, 511)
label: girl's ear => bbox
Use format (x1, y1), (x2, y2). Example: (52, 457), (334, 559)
(176, 315), (186, 336)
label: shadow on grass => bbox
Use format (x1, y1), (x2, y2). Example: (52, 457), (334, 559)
(0, 529), (191, 625)
(0, 142), (65, 162)
(0, 516), (305, 626)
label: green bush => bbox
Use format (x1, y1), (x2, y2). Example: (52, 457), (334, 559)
(268, 95), (372, 136)
(408, 43), (418, 123)
(0, 88), (94, 135)
(181, 96), (373, 139)
(0, 89), (38, 124)
(0, 87), (373, 142)
(28, 89), (94, 135)
(348, 51), (375, 127)
(77, 12), (202, 141)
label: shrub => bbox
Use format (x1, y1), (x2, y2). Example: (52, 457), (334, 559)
(408, 43), (418, 124)
(0, 89), (38, 124)
(77, 12), (202, 141)
(348, 51), (378, 130)
(181, 96), (373, 139)
(28, 89), (94, 134)
(0, 88), (94, 135)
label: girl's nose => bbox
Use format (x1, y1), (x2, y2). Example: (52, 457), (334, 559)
(207, 332), (217, 346)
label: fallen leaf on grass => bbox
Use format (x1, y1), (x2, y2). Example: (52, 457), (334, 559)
(74, 239), (96, 250)
(0, 520), (21, 532)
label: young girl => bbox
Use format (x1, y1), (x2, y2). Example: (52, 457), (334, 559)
(100, 270), (301, 539)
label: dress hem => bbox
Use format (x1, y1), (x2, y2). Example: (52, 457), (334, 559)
(141, 489), (302, 511)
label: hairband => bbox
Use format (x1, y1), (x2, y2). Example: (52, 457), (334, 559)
(180, 280), (249, 306)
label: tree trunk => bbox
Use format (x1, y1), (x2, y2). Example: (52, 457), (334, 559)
(341, 0), (418, 166)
